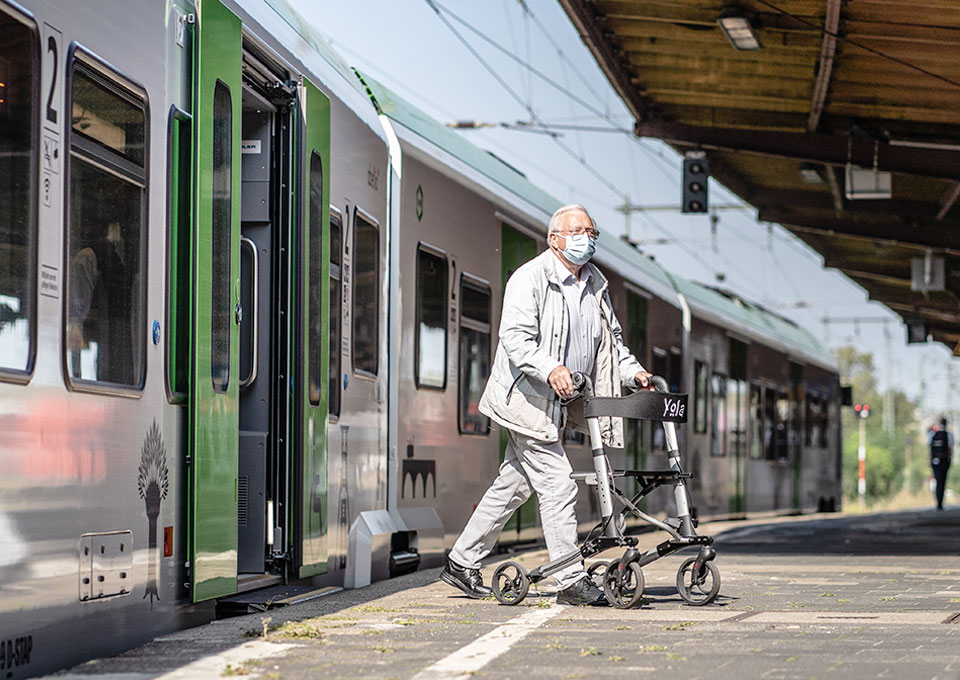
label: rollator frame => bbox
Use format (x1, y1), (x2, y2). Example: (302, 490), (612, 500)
(491, 374), (720, 608)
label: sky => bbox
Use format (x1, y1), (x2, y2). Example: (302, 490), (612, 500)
(287, 0), (960, 422)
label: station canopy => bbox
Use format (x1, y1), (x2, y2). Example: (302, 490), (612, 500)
(558, 0), (960, 351)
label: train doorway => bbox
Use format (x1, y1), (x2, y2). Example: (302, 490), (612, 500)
(188, 1), (330, 600)
(235, 49), (298, 583)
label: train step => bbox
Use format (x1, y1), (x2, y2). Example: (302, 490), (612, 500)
(215, 585), (341, 618)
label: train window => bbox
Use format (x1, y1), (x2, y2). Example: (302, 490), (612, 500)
(693, 360), (708, 434)
(210, 80), (231, 393)
(669, 349), (682, 392)
(459, 275), (491, 435)
(165, 107), (191, 402)
(763, 388), (777, 460)
(624, 289), (647, 366)
(710, 373), (727, 456)
(65, 60), (146, 390)
(650, 350), (668, 453)
(328, 210), (342, 418)
(819, 397), (829, 448)
(728, 377), (747, 458)
(750, 383), (764, 459)
(805, 395), (820, 447)
(789, 363), (804, 460)
(352, 210), (379, 376)
(415, 244), (447, 389)
(0, 11), (38, 379)
(307, 151), (323, 405)
(775, 390), (789, 461)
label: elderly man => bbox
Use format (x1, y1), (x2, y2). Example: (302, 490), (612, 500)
(440, 204), (651, 606)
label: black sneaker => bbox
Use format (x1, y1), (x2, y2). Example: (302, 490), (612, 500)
(439, 558), (492, 599)
(557, 577), (608, 606)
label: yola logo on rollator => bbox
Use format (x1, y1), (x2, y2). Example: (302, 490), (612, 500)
(663, 398), (685, 419)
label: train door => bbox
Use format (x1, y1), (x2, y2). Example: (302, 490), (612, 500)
(499, 223), (539, 536)
(190, 0), (242, 602)
(729, 339), (748, 514)
(294, 80), (331, 578)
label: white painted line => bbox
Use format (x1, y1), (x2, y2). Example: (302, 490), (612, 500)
(746, 611), (950, 625)
(412, 605), (564, 680)
(47, 641), (295, 680)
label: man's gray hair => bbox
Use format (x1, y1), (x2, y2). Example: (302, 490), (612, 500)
(547, 204), (595, 236)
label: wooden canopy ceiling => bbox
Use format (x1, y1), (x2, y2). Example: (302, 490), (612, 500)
(558, 0), (960, 351)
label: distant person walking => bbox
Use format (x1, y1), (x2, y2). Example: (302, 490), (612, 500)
(928, 418), (952, 510)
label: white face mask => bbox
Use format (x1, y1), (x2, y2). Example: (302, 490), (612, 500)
(559, 232), (597, 265)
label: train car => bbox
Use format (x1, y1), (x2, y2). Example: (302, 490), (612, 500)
(676, 279), (842, 518)
(355, 76), (689, 554)
(0, 0), (842, 676)
(0, 0), (405, 675)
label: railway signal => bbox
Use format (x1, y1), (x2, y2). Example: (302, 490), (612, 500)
(854, 403), (870, 506)
(682, 151), (709, 213)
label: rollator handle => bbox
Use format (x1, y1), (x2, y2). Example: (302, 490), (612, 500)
(571, 372), (586, 391)
(648, 375), (669, 393)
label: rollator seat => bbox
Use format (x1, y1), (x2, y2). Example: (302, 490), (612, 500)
(582, 389), (688, 422)
(570, 469), (691, 484)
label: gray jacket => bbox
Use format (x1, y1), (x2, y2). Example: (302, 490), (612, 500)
(478, 249), (646, 445)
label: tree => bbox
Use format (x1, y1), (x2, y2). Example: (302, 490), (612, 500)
(834, 346), (920, 502)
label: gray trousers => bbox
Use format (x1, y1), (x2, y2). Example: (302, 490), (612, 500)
(449, 429), (585, 589)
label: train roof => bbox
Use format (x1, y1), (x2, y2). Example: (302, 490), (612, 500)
(676, 277), (837, 372)
(359, 74), (682, 307)
(234, 0), (387, 137)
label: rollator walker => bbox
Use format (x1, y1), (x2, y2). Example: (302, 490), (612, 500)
(491, 374), (720, 608)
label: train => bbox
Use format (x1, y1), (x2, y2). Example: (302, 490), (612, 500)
(0, 0), (842, 676)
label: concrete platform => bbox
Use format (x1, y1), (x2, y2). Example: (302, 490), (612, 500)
(49, 507), (960, 680)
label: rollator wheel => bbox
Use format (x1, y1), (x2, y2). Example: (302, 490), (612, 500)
(676, 557), (720, 606)
(602, 561), (644, 609)
(586, 560), (610, 588)
(492, 561), (529, 605)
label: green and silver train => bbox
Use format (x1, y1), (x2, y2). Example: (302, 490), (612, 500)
(0, 0), (842, 676)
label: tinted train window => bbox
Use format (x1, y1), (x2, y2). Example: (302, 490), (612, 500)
(789, 363), (804, 460)
(763, 388), (777, 460)
(308, 151), (323, 405)
(693, 360), (708, 434)
(166, 108), (191, 401)
(0, 13), (37, 377)
(750, 383), (763, 459)
(416, 245), (447, 389)
(352, 211), (378, 376)
(776, 390), (789, 461)
(66, 62), (146, 389)
(328, 211), (342, 418)
(459, 276), (491, 435)
(650, 350), (668, 453)
(710, 373), (727, 456)
(805, 395), (819, 447)
(728, 377), (747, 458)
(210, 81), (231, 392)
(819, 397), (829, 448)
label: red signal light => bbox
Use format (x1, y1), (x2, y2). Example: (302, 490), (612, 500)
(854, 404), (862, 412)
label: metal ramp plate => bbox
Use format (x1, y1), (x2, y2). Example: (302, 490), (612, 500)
(216, 585), (340, 617)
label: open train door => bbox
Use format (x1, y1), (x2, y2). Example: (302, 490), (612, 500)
(189, 0), (242, 602)
(294, 79), (332, 577)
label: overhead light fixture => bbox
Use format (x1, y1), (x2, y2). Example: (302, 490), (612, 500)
(717, 8), (762, 50)
(798, 164), (824, 184)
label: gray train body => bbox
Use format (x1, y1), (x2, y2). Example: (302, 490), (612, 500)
(0, 1), (841, 677)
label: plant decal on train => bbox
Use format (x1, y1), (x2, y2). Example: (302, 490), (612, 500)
(137, 421), (168, 606)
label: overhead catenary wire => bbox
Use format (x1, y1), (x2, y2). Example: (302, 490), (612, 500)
(425, 0), (627, 199)
(426, 0), (681, 186)
(325, 35), (616, 210)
